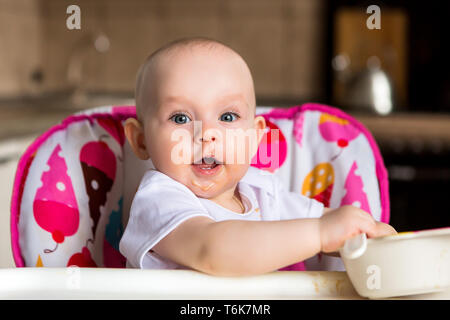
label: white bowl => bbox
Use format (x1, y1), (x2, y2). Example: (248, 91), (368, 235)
(340, 227), (450, 299)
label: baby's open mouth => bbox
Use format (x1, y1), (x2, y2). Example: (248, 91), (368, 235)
(192, 157), (224, 171)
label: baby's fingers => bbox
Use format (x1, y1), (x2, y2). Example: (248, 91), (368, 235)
(355, 211), (377, 234)
(366, 222), (397, 239)
(377, 222), (397, 237)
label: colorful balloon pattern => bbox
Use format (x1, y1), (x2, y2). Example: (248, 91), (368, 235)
(318, 113), (360, 161)
(67, 246), (97, 267)
(103, 198), (126, 268)
(97, 117), (125, 146)
(340, 161), (371, 213)
(80, 140), (116, 239)
(301, 163), (335, 208)
(31, 120), (126, 267)
(33, 145), (79, 253)
(300, 113), (371, 214)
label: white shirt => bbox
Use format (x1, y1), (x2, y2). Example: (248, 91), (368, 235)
(119, 166), (324, 269)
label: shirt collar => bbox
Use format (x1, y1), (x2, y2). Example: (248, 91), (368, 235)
(239, 166), (276, 197)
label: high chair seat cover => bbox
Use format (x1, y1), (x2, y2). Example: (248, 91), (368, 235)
(10, 103), (389, 270)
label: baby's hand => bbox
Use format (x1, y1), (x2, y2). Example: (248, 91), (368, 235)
(319, 205), (397, 253)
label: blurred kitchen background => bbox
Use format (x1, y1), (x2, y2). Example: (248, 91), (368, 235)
(0, 0), (449, 263)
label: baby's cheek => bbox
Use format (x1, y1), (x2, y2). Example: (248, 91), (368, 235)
(223, 164), (250, 189)
(150, 127), (190, 163)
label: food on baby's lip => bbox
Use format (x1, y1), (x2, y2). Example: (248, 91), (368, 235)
(302, 163), (334, 207)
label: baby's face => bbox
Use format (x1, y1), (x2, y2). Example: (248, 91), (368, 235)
(140, 47), (265, 199)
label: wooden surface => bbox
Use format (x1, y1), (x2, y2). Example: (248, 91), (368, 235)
(354, 112), (450, 147)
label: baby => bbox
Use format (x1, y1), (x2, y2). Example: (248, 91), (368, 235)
(119, 37), (396, 276)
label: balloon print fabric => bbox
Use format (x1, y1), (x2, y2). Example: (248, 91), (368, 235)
(15, 108), (128, 268)
(252, 103), (388, 271)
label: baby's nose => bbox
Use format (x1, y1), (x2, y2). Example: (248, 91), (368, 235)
(193, 120), (221, 144)
(199, 136), (216, 142)
(195, 128), (218, 143)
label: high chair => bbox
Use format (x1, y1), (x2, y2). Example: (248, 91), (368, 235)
(10, 103), (389, 271)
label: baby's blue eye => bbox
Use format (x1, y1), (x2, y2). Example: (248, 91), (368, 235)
(170, 113), (191, 124)
(220, 112), (239, 122)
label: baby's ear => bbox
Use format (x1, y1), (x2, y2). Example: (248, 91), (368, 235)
(254, 115), (266, 145)
(124, 118), (150, 160)
(249, 115), (266, 160)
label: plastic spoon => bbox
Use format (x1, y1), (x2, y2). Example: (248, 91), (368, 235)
(340, 233), (367, 260)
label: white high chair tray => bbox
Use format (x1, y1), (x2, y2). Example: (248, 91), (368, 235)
(0, 268), (449, 300)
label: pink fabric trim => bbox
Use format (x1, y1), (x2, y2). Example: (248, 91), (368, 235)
(112, 105), (137, 117)
(10, 106), (137, 267)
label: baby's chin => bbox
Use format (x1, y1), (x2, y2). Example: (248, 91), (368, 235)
(187, 163), (249, 198)
(190, 187), (219, 199)
(187, 166), (228, 198)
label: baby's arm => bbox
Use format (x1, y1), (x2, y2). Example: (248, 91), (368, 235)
(153, 216), (322, 276)
(152, 205), (396, 277)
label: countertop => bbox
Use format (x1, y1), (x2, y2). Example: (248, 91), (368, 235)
(0, 268), (449, 300)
